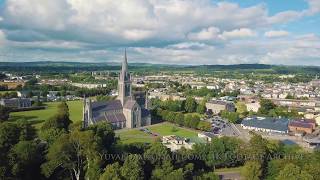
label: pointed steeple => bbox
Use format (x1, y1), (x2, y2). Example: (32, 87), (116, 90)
(122, 49), (128, 73)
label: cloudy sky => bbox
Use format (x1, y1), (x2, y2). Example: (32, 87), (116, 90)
(0, 0), (320, 65)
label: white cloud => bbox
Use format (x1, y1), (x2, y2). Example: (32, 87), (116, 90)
(264, 30), (289, 38)
(220, 28), (256, 40)
(0, 0), (270, 44)
(0, 0), (319, 65)
(187, 27), (220, 41)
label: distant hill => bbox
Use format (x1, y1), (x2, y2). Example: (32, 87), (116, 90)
(0, 61), (319, 74)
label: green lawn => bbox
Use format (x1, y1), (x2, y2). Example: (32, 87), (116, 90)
(116, 129), (156, 144)
(116, 122), (200, 144)
(9, 101), (83, 129)
(0, 90), (15, 94)
(148, 123), (198, 138)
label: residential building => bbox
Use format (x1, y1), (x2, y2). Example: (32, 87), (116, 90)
(288, 119), (316, 134)
(241, 117), (289, 134)
(245, 101), (261, 112)
(0, 98), (32, 109)
(162, 135), (194, 151)
(206, 100), (235, 114)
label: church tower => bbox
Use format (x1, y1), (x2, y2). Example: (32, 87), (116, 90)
(118, 49), (132, 105)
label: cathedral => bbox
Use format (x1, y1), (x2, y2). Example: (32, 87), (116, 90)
(83, 51), (151, 129)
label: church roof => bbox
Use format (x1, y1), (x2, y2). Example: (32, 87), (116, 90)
(105, 113), (126, 123)
(123, 99), (137, 109)
(92, 100), (122, 111)
(91, 100), (126, 124)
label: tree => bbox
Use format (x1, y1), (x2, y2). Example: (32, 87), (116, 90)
(121, 154), (144, 180)
(174, 112), (184, 126)
(196, 100), (206, 114)
(241, 161), (262, 180)
(144, 142), (171, 166)
(166, 111), (176, 123)
(221, 110), (240, 124)
(236, 102), (248, 118)
(16, 119), (36, 141)
(184, 114), (193, 128)
(185, 97), (197, 113)
(189, 115), (200, 129)
(151, 160), (174, 180)
(88, 122), (115, 152)
(0, 122), (20, 177)
(42, 130), (98, 180)
(41, 102), (72, 131)
(247, 133), (268, 163)
(276, 163), (312, 180)
(0, 105), (10, 122)
(100, 162), (122, 180)
(258, 99), (276, 115)
(9, 141), (43, 179)
(40, 102), (72, 143)
(197, 121), (211, 131)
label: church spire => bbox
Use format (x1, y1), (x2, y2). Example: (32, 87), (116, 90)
(122, 49), (128, 74)
(118, 49), (132, 105)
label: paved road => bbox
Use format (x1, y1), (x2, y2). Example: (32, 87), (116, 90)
(216, 171), (243, 180)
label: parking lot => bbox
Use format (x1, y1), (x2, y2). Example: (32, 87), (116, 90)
(207, 116), (240, 137)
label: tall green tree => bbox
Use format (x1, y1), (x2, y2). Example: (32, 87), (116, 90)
(258, 99), (276, 115)
(121, 154), (144, 180)
(144, 142), (171, 166)
(9, 141), (43, 179)
(0, 105), (10, 122)
(0, 122), (20, 177)
(185, 97), (197, 113)
(100, 162), (122, 180)
(174, 112), (184, 126)
(241, 161), (262, 180)
(42, 129), (98, 180)
(88, 122), (115, 152)
(276, 163), (312, 180)
(196, 99), (207, 114)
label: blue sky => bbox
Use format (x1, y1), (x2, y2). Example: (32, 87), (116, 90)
(0, 0), (319, 65)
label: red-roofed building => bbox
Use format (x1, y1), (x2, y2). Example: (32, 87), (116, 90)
(288, 119), (315, 134)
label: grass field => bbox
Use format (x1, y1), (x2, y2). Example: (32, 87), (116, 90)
(9, 101), (83, 129)
(0, 90), (16, 94)
(116, 122), (200, 144)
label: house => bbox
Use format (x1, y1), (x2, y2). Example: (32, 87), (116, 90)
(198, 132), (216, 142)
(0, 98), (32, 109)
(241, 117), (289, 134)
(162, 135), (194, 151)
(288, 119), (316, 134)
(245, 101), (261, 112)
(206, 100), (235, 115)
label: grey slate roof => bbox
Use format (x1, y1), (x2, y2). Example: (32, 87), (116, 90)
(123, 99), (137, 109)
(105, 113), (126, 123)
(92, 100), (122, 111)
(91, 100), (125, 124)
(241, 117), (289, 132)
